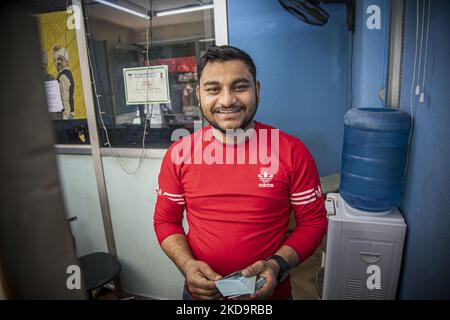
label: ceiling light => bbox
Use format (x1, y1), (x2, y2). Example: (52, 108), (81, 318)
(155, 4), (213, 17)
(93, 0), (150, 20)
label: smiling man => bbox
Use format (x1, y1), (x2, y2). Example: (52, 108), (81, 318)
(197, 58), (259, 135)
(154, 45), (327, 300)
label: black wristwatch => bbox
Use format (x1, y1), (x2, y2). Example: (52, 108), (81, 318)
(267, 255), (290, 283)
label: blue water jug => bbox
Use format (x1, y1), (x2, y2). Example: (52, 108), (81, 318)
(340, 108), (412, 212)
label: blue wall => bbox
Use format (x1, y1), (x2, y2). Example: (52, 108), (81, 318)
(227, 0), (351, 176)
(352, 0), (390, 109)
(398, 0), (450, 299)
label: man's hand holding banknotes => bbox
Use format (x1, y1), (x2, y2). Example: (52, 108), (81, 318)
(182, 258), (281, 300)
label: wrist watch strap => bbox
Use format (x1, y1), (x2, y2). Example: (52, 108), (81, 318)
(267, 255), (290, 282)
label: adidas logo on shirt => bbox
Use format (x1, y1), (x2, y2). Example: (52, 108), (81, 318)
(258, 171), (274, 188)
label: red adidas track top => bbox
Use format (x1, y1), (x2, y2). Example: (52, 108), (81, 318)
(154, 121), (327, 299)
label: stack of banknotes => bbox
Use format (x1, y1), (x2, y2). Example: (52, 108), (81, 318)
(215, 271), (266, 297)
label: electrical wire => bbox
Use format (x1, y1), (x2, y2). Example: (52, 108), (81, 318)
(349, 30), (354, 110)
(416, 0), (426, 94)
(404, 0), (421, 181)
(82, 0), (154, 174)
(421, 0), (432, 93)
(133, 0), (153, 172)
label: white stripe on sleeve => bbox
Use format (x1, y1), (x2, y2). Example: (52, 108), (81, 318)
(291, 197), (317, 205)
(291, 188), (315, 197)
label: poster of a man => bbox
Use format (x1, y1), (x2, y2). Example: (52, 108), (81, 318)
(36, 10), (87, 121)
(53, 45), (75, 120)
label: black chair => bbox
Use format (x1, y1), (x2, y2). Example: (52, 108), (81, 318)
(79, 252), (121, 299)
(67, 216), (121, 299)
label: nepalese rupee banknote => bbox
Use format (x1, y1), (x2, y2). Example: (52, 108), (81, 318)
(215, 271), (266, 297)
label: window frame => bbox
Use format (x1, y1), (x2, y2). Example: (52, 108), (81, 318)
(56, 0), (229, 157)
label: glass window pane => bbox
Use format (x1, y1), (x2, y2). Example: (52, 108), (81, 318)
(84, 0), (215, 148)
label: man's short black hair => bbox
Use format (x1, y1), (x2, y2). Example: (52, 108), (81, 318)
(197, 45), (257, 83)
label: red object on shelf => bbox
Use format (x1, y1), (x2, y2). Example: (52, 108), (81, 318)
(145, 56), (197, 73)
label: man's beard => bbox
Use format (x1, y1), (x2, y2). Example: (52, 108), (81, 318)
(198, 97), (259, 134)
